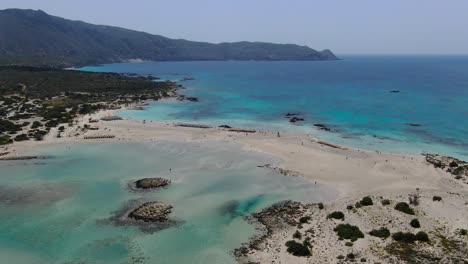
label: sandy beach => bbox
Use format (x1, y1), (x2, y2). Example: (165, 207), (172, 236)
(2, 108), (467, 263)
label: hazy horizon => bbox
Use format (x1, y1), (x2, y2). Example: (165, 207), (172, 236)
(1, 0), (467, 55)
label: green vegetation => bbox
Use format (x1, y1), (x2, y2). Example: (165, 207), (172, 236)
(334, 224), (364, 241)
(432, 196), (442, 201)
(0, 9), (337, 68)
(299, 216), (311, 224)
(317, 202), (324, 209)
(392, 231), (429, 243)
(13, 134), (28, 141)
(369, 227), (391, 238)
(293, 230), (302, 239)
(327, 211), (345, 220)
(460, 229), (467, 236)
(410, 219), (420, 228)
(360, 196), (373, 206)
(345, 241), (353, 247)
(285, 240), (311, 257)
(381, 199), (391, 206)
(0, 66), (176, 145)
(394, 202), (415, 215)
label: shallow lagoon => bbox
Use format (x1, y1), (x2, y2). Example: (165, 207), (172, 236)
(0, 141), (335, 264)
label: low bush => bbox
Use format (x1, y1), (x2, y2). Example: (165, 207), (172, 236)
(395, 202), (415, 215)
(410, 219), (420, 228)
(285, 240), (311, 257)
(369, 227), (390, 238)
(327, 211), (345, 220)
(14, 134), (29, 141)
(381, 199), (391, 206)
(345, 242), (353, 247)
(317, 202), (324, 209)
(299, 216), (311, 224)
(293, 230), (302, 239)
(360, 196), (373, 206)
(334, 224), (364, 241)
(432, 196), (442, 202)
(415, 231), (429, 242)
(392, 232), (416, 243)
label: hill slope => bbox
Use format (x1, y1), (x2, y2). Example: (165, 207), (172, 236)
(0, 9), (338, 67)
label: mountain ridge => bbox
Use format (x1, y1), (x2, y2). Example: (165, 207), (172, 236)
(0, 9), (338, 67)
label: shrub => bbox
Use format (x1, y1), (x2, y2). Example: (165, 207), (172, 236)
(360, 258), (367, 262)
(415, 231), (429, 242)
(347, 253), (355, 259)
(381, 199), (391, 206)
(432, 196), (442, 202)
(449, 161), (458, 167)
(31, 121), (42, 129)
(293, 230), (302, 239)
(328, 211), (345, 220)
(58, 126), (65, 132)
(460, 229), (467, 236)
(0, 135), (13, 145)
(14, 134), (29, 141)
(299, 216), (311, 224)
(392, 232), (416, 243)
(317, 202), (324, 209)
(285, 240), (311, 256)
(410, 219), (420, 228)
(345, 242), (353, 247)
(355, 202), (362, 208)
(369, 227), (390, 238)
(337, 255), (344, 260)
(334, 224), (364, 241)
(360, 196), (373, 206)
(394, 202), (415, 215)
(346, 205), (353, 210)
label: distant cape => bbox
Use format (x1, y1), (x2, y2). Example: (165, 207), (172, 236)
(0, 9), (338, 68)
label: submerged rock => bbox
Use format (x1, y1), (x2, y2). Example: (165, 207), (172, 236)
(389, 90), (401, 93)
(289, 117), (304, 123)
(134, 178), (171, 190)
(128, 202), (173, 222)
(406, 123), (422, 127)
(314, 123), (332, 131)
(219, 125), (232, 129)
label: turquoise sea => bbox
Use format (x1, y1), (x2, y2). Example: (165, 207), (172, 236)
(83, 55), (468, 159)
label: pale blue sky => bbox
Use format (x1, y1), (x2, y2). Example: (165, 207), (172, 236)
(1, 0), (467, 54)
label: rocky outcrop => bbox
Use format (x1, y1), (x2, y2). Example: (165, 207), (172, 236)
(257, 164), (301, 177)
(134, 178), (171, 190)
(424, 154), (467, 182)
(128, 202), (173, 222)
(234, 201), (310, 259)
(101, 199), (178, 233)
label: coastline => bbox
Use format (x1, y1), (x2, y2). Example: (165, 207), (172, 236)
(2, 106), (467, 263)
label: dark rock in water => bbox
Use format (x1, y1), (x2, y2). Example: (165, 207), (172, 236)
(180, 77), (195, 82)
(389, 90), (401, 93)
(0, 155), (54, 161)
(185, 97), (199, 102)
(100, 199), (179, 233)
(219, 125), (232, 129)
(134, 178), (171, 190)
(406, 123), (422, 127)
(289, 117), (304, 123)
(128, 202), (173, 222)
(285, 113), (300, 117)
(314, 124), (331, 131)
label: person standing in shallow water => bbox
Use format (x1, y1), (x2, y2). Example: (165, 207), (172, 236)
(277, 132), (280, 137)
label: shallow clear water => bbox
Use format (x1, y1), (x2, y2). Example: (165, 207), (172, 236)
(81, 56), (468, 159)
(0, 141), (334, 264)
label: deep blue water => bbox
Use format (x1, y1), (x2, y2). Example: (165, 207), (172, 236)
(81, 56), (468, 159)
